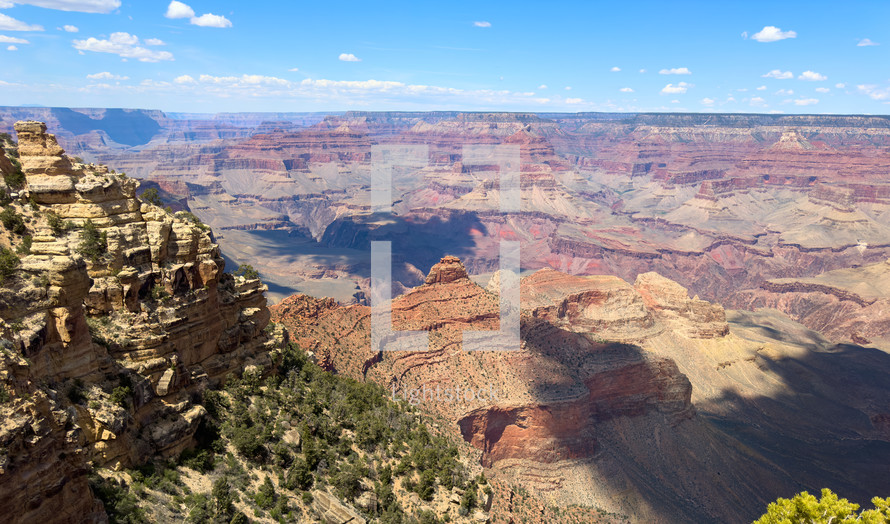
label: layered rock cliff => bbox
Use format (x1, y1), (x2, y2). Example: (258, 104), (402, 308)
(0, 122), (279, 523)
(272, 257), (811, 522)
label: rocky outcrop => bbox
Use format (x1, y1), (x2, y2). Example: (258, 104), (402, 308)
(311, 489), (367, 524)
(272, 259), (803, 522)
(634, 272), (728, 338)
(425, 255), (470, 284)
(0, 122), (280, 522)
(521, 269), (658, 340)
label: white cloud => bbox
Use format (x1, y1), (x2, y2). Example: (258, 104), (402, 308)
(473, 21), (491, 28)
(200, 74), (289, 86)
(538, 84), (547, 89)
(72, 32), (174, 62)
(165, 1), (231, 27)
(288, 67), (299, 72)
(762, 69), (793, 80)
(86, 71), (128, 80)
(857, 38), (879, 47)
(564, 86), (571, 90)
(0, 35), (29, 43)
(659, 67), (691, 75)
(815, 87), (830, 93)
(61, 25), (78, 32)
(610, 66), (621, 72)
(133, 73), (589, 110)
(165, 1), (194, 19)
(144, 38), (165, 46)
(700, 97), (715, 106)
(0, 13), (44, 31)
(620, 87), (634, 93)
(11, 0), (119, 13)
(671, 99), (680, 104)
(339, 52), (360, 62)
(751, 26), (796, 42)
(741, 31), (748, 39)
(798, 70), (826, 81)
(835, 83), (845, 89)
(756, 85), (767, 90)
(7, 44), (17, 50)
(661, 82), (690, 94)
(776, 88), (794, 95)
(750, 96), (766, 107)
(639, 69), (646, 73)
(794, 98), (819, 106)
(190, 13), (231, 28)
(857, 84), (890, 101)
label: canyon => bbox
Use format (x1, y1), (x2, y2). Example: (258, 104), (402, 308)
(4, 109), (890, 338)
(3, 109), (890, 522)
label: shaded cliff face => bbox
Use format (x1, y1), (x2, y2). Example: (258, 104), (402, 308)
(0, 122), (279, 523)
(273, 257), (882, 522)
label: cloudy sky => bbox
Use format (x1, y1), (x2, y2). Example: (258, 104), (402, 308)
(0, 0), (888, 113)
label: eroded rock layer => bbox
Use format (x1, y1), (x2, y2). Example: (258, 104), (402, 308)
(272, 257), (874, 522)
(0, 122), (279, 522)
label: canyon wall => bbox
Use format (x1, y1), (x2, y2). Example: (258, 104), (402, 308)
(0, 122), (280, 522)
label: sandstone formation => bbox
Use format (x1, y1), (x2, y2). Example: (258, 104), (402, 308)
(273, 257), (851, 522)
(0, 122), (279, 522)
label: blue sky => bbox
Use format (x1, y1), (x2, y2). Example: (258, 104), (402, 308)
(0, 0), (888, 114)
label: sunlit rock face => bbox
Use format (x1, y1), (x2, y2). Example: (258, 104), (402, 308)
(0, 122), (280, 521)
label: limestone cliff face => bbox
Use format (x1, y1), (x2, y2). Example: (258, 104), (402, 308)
(0, 122), (279, 523)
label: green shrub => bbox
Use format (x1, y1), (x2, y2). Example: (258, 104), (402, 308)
(176, 211), (208, 231)
(3, 166), (25, 190)
(0, 206), (26, 235)
(150, 284), (169, 301)
(285, 459), (313, 491)
(78, 219), (108, 262)
(141, 188), (163, 207)
(109, 385), (132, 408)
(15, 235), (31, 255)
(0, 247), (20, 282)
(46, 211), (73, 236)
(234, 264), (260, 280)
(89, 475), (149, 524)
(253, 476), (276, 510)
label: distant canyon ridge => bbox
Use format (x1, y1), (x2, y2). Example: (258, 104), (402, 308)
(3, 107), (890, 347)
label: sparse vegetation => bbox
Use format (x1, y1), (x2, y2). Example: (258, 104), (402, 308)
(46, 211), (74, 236)
(88, 343), (479, 523)
(78, 219), (108, 262)
(234, 264), (260, 280)
(176, 211), (208, 231)
(0, 247), (20, 282)
(0, 205), (26, 235)
(16, 235), (31, 255)
(141, 188), (163, 207)
(2, 161), (25, 190)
